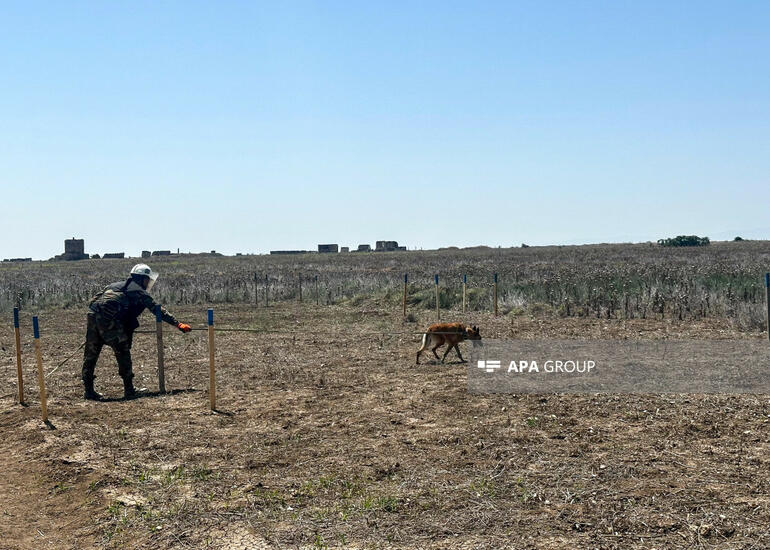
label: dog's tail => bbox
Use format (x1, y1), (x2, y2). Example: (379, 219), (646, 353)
(416, 332), (430, 364)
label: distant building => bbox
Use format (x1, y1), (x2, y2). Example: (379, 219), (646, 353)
(141, 250), (151, 258)
(152, 250), (171, 256)
(357, 244), (371, 252)
(270, 250), (308, 255)
(318, 244), (339, 253)
(340, 246), (350, 253)
(54, 238), (89, 261)
(65, 238), (85, 256)
(3, 258), (32, 262)
(103, 253), (125, 259)
(375, 240), (401, 252)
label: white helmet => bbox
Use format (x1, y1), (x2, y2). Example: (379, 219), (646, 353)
(130, 264), (159, 290)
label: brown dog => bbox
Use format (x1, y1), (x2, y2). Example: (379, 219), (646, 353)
(416, 322), (481, 364)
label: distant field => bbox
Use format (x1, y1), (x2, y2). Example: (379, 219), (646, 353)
(3, 241), (770, 331)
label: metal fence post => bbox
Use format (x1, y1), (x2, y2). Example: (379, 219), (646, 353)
(765, 273), (770, 342)
(13, 307), (23, 404)
(33, 316), (48, 422)
(403, 274), (408, 317)
(494, 273), (498, 316)
(155, 306), (165, 393)
(208, 309), (216, 410)
(435, 274), (440, 321)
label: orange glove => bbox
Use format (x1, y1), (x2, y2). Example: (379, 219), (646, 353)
(177, 322), (192, 333)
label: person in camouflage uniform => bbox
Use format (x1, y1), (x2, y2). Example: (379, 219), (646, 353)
(82, 264), (191, 400)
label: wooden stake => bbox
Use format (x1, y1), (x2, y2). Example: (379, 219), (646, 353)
(254, 273), (258, 306)
(403, 274), (408, 317)
(32, 316), (47, 422)
(493, 273), (498, 317)
(265, 273), (269, 307)
(462, 274), (467, 314)
(13, 307), (23, 404)
(315, 275), (319, 306)
(298, 273), (302, 303)
(208, 309), (215, 410)
(155, 306), (165, 393)
(765, 273), (770, 342)
(435, 274), (440, 321)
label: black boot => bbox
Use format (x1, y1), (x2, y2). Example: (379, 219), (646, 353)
(83, 377), (104, 401)
(123, 377), (147, 400)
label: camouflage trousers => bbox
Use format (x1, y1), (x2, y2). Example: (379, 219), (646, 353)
(81, 312), (135, 384)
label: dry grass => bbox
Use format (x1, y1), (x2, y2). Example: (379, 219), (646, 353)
(3, 241), (770, 329)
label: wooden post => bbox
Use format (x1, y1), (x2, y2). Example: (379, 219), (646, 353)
(493, 273), (498, 316)
(765, 273), (770, 342)
(155, 306), (165, 393)
(435, 274), (440, 321)
(32, 316), (48, 422)
(315, 275), (319, 306)
(265, 273), (269, 307)
(298, 273), (302, 303)
(208, 308), (215, 410)
(13, 307), (23, 404)
(403, 274), (408, 317)
(254, 273), (258, 306)
(462, 274), (467, 314)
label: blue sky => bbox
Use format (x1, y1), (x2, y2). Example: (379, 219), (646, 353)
(1, 1), (769, 259)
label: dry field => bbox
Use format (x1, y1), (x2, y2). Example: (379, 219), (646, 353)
(1, 245), (769, 549)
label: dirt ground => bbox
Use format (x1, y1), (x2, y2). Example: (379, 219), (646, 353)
(1, 303), (769, 549)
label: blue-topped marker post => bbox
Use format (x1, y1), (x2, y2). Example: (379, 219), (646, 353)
(32, 316), (48, 422)
(435, 274), (440, 321)
(13, 308), (24, 404)
(462, 274), (467, 314)
(493, 273), (499, 317)
(403, 274), (408, 317)
(765, 273), (769, 342)
(208, 308), (216, 410)
(155, 306), (166, 393)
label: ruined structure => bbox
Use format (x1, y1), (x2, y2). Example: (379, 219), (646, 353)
(54, 238), (89, 261)
(103, 253), (125, 259)
(318, 244), (339, 253)
(357, 244), (371, 252)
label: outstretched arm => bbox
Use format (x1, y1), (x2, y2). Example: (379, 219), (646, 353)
(139, 293), (179, 325)
(151, 302), (191, 333)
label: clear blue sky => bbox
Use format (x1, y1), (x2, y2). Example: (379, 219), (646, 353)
(1, 1), (769, 259)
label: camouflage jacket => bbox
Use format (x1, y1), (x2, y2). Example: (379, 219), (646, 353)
(88, 278), (178, 331)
